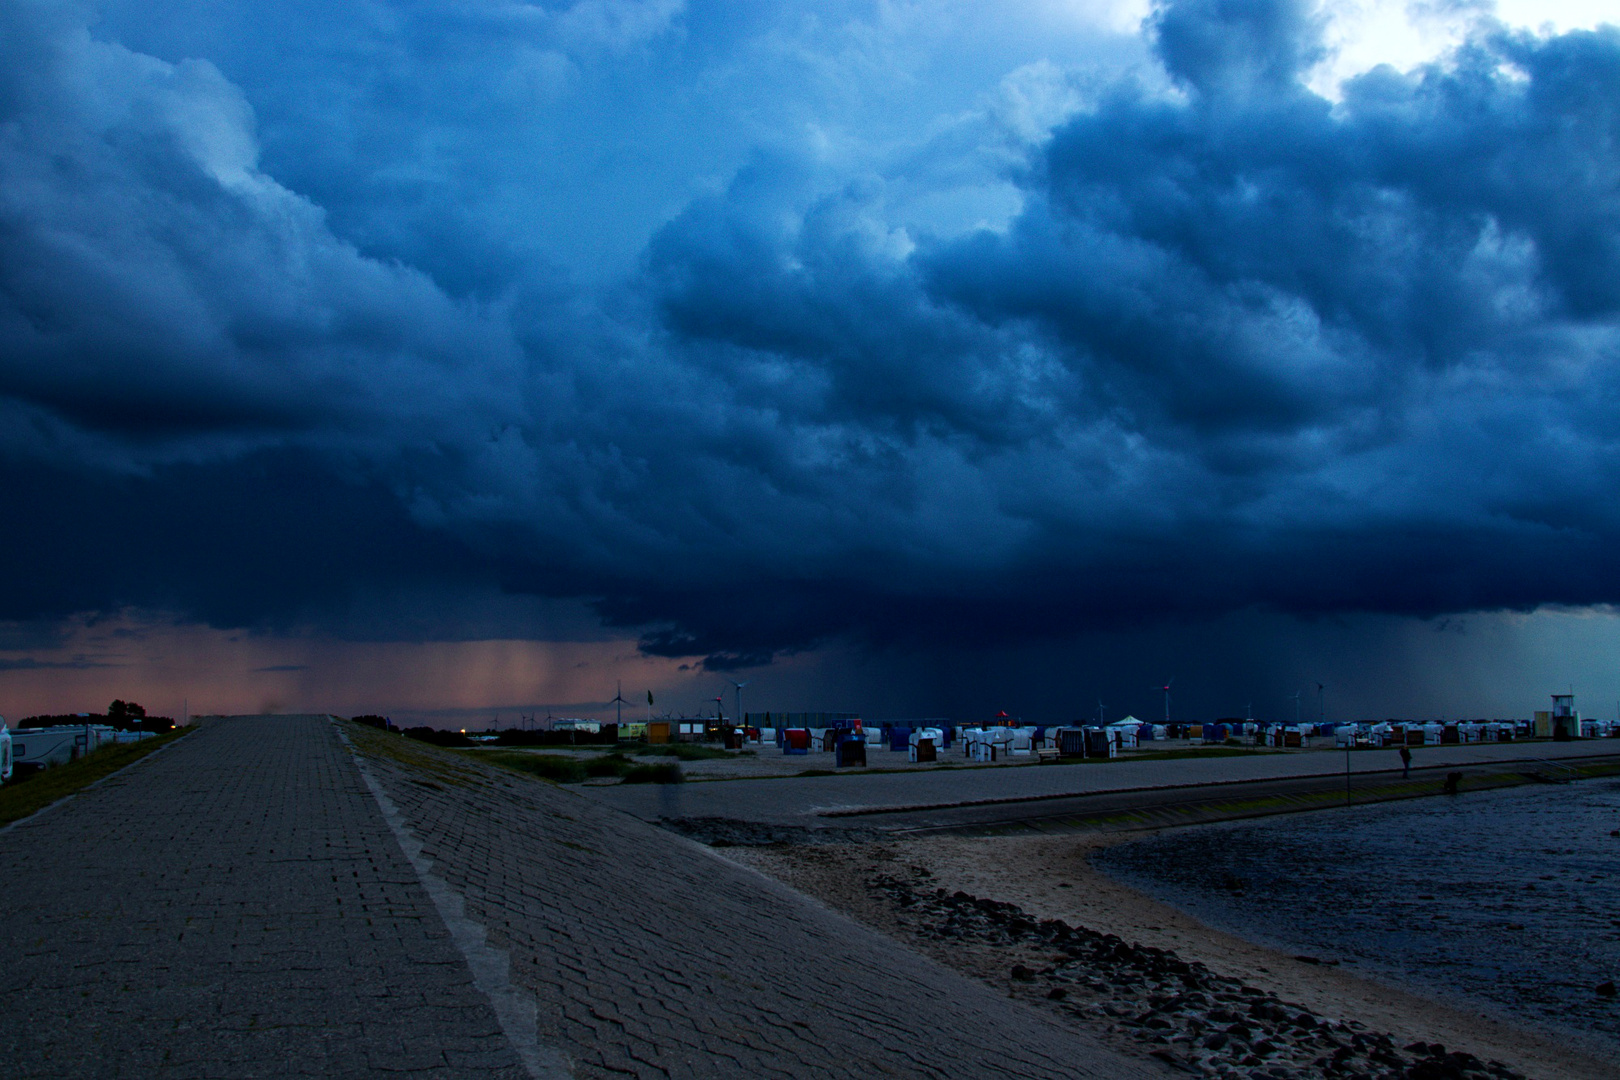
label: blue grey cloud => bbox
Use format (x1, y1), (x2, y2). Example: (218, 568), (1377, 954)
(1, 0), (1618, 674)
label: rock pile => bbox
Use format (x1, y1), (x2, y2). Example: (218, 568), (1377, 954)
(660, 815), (882, 847)
(868, 871), (1526, 1080)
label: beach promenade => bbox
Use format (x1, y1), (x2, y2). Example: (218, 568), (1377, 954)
(583, 738), (1620, 827)
(0, 716), (1163, 1079)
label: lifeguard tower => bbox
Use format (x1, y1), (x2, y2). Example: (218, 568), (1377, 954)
(1534, 694), (1580, 740)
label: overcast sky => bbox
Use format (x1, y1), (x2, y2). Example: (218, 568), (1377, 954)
(2, 0), (1618, 726)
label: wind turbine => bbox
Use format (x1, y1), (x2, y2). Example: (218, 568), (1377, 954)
(1097, 698), (1106, 725)
(1156, 678), (1175, 727)
(729, 679), (748, 729)
(1316, 682), (1325, 727)
(609, 681), (629, 728)
(1290, 690), (1302, 726)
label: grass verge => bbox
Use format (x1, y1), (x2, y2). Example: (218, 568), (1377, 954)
(0, 727), (191, 828)
(473, 749), (685, 784)
(621, 762), (684, 784)
(636, 743), (752, 761)
(477, 750), (591, 783)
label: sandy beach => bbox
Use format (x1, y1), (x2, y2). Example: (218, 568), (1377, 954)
(724, 829), (1615, 1080)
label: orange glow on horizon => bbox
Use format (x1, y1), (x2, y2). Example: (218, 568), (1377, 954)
(0, 612), (706, 727)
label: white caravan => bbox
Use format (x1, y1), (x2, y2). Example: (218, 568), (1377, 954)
(10, 724), (117, 773)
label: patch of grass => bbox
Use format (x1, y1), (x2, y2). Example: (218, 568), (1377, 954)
(348, 723), (486, 787)
(479, 751), (588, 784)
(477, 749), (678, 784)
(797, 768), (835, 777)
(0, 728), (191, 827)
(621, 762), (684, 784)
(584, 753), (633, 778)
(636, 743), (746, 761)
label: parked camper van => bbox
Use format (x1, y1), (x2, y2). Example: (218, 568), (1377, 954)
(10, 723), (116, 775)
(0, 717), (11, 784)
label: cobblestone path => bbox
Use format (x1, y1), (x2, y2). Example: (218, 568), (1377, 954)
(0, 716), (1163, 1079)
(347, 724), (1165, 1079)
(0, 716), (525, 1079)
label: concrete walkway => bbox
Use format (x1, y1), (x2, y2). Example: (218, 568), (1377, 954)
(583, 738), (1620, 826)
(0, 716), (1163, 1079)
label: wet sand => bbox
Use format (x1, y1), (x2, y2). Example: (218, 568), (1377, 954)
(726, 830), (1614, 1080)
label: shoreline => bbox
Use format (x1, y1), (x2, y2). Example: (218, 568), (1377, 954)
(724, 827), (1614, 1079)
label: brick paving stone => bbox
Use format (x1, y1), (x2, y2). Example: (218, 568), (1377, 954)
(0, 716), (526, 1080)
(347, 724), (1168, 1080)
(0, 716), (1176, 1078)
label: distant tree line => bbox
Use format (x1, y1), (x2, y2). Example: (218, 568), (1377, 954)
(342, 715), (626, 747)
(19, 701), (174, 733)
(392, 725), (621, 748)
(401, 726), (473, 747)
(488, 727), (619, 746)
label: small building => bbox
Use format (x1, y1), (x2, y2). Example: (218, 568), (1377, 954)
(1535, 694), (1580, 739)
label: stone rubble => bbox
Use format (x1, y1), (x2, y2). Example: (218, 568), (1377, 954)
(660, 814), (882, 846)
(867, 867), (1527, 1080)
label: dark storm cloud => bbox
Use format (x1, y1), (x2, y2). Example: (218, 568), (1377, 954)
(634, 0), (1620, 660)
(1154, 0), (1327, 97)
(3, 0), (1619, 669)
(0, 0), (523, 470)
(0, 452), (485, 628)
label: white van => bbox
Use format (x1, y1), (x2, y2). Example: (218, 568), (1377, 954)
(0, 717), (11, 784)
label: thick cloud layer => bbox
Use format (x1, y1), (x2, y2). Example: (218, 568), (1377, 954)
(3, 0), (1619, 669)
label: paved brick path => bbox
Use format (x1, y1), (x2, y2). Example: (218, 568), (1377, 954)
(0, 716), (1163, 1079)
(0, 716), (525, 1079)
(347, 724), (1164, 1080)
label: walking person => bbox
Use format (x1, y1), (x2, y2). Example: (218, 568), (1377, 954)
(1399, 744), (1412, 779)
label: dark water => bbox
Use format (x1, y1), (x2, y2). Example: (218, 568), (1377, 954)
(1093, 779), (1620, 1049)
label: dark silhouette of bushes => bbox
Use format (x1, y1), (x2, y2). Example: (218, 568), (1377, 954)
(20, 703), (173, 733)
(621, 762), (683, 784)
(493, 727), (618, 747)
(401, 726), (473, 747)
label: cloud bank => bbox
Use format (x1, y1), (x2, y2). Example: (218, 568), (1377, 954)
(2, 0), (1618, 670)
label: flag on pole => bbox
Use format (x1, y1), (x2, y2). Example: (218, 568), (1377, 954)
(647, 690), (654, 706)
